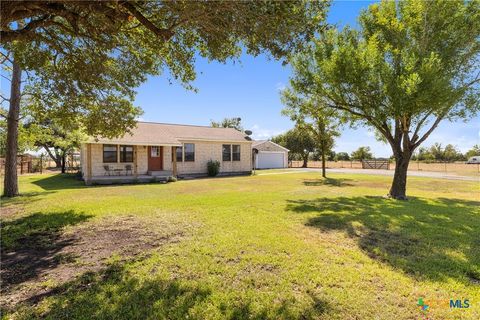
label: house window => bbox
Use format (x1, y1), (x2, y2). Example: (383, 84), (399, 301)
(151, 146), (160, 157)
(120, 145), (134, 162)
(103, 144), (118, 163)
(184, 143), (195, 162)
(232, 145), (241, 161)
(222, 144), (231, 161)
(172, 146), (183, 162)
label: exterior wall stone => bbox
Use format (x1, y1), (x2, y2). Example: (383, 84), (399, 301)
(83, 143), (148, 177)
(176, 140), (252, 175)
(82, 141), (252, 177)
(163, 146), (173, 171)
(255, 141), (286, 153)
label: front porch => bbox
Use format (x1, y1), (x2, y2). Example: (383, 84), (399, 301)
(82, 143), (178, 185)
(88, 170), (173, 185)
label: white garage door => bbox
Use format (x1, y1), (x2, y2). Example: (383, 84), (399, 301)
(256, 152), (285, 169)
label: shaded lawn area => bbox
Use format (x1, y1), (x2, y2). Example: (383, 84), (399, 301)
(1, 172), (479, 319)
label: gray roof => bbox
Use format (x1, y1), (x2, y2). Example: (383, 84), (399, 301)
(252, 140), (268, 147)
(252, 140), (289, 151)
(91, 121), (251, 146)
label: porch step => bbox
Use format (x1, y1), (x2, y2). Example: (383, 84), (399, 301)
(147, 170), (172, 177)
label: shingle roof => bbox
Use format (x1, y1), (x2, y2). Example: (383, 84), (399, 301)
(252, 140), (268, 147)
(91, 121), (251, 146)
(252, 140), (289, 151)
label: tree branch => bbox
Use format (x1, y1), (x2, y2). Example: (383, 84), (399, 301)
(324, 100), (391, 141)
(0, 107), (8, 118)
(459, 72), (480, 90)
(413, 113), (447, 149)
(1, 14), (55, 43)
(41, 143), (60, 164)
(411, 111), (433, 144)
(0, 74), (12, 82)
(380, 121), (395, 147)
(0, 93), (10, 102)
(120, 2), (174, 42)
(0, 51), (13, 64)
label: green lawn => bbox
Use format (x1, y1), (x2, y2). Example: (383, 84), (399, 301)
(1, 172), (479, 319)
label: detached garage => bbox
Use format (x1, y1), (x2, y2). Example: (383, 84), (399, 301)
(252, 140), (289, 169)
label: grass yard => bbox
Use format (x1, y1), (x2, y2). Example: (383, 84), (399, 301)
(1, 171), (479, 319)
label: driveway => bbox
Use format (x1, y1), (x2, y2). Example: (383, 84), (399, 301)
(257, 168), (479, 182)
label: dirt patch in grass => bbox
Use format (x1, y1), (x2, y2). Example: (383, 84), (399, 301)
(1, 215), (187, 310)
(0, 205), (21, 219)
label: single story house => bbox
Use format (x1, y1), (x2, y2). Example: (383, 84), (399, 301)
(252, 140), (289, 169)
(80, 121), (252, 185)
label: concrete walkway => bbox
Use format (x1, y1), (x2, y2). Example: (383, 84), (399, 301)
(257, 168), (479, 182)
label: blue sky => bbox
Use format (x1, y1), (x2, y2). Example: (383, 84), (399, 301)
(134, 0), (479, 157)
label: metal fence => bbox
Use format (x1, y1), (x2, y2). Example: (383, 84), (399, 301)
(0, 155), (42, 175)
(0, 153), (81, 176)
(290, 160), (480, 176)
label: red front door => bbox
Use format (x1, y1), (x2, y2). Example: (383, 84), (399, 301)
(148, 146), (163, 171)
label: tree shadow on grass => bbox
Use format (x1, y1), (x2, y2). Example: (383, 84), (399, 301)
(303, 177), (354, 187)
(31, 174), (86, 191)
(228, 293), (330, 320)
(16, 259), (330, 320)
(1, 192), (56, 211)
(286, 196), (480, 284)
(1, 210), (92, 290)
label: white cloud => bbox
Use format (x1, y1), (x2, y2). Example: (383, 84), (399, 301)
(250, 124), (285, 140)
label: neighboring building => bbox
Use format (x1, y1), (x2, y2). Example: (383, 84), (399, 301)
(466, 156), (480, 164)
(80, 122), (252, 185)
(252, 140), (289, 169)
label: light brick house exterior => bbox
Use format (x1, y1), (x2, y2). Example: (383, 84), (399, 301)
(252, 140), (289, 169)
(80, 122), (252, 184)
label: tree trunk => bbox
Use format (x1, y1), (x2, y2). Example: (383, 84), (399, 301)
(321, 148), (326, 178)
(41, 145), (62, 167)
(61, 153), (66, 173)
(54, 148), (62, 167)
(3, 60), (22, 197)
(302, 153), (308, 168)
(389, 154), (411, 200)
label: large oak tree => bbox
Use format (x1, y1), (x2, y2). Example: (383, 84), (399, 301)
(284, 0), (479, 199)
(1, 0), (329, 196)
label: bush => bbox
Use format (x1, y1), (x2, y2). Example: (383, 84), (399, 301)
(207, 160), (221, 177)
(31, 158), (47, 173)
(167, 176), (177, 182)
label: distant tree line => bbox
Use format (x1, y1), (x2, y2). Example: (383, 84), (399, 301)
(412, 144), (479, 162)
(210, 117), (243, 132)
(269, 130), (480, 166)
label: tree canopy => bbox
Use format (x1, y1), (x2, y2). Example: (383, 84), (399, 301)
(2, 1), (329, 138)
(210, 117), (243, 131)
(335, 152), (350, 161)
(351, 146), (374, 161)
(413, 143), (466, 162)
(465, 145), (480, 159)
(272, 126), (317, 167)
(284, 0), (480, 199)
(0, 119), (35, 156)
(281, 96), (343, 177)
